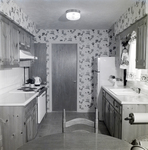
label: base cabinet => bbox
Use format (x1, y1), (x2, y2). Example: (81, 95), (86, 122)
(25, 99), (38, 142)
(103, 90), (122, 138)
(0, 97), (38, 150)
(102, 89), (148, 143)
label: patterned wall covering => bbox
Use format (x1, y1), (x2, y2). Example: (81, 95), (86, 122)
(108, 25), (117, 57)
(35, 29), (116, 112)
(0, 0), (36, 35)
(114, 0), (146, 35)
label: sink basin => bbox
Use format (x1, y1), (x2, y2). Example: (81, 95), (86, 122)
(109, 88), (136, 95)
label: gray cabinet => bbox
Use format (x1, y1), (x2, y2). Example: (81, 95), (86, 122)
(102, 88), (148, 143)
(109, 104), (115, 136)
(102, 89), (122, 139)
(114, 109), (122, 138)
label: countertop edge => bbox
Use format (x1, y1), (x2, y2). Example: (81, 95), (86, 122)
(102, 86), (148, 105)
(0, 92), (39, 106)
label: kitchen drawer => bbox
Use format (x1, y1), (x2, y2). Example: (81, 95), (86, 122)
(114, 100), (121, 114)
(25, 98), (37, 115)
(106, 93), (114, 106)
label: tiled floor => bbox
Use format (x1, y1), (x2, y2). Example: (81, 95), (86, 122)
(35, 112), (110, 139)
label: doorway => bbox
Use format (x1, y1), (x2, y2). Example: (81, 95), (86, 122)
(52, 44), (77, 111)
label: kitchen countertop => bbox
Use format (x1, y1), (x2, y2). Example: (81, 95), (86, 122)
(0, 85), (46, 106)
(102, 85), (148, 104)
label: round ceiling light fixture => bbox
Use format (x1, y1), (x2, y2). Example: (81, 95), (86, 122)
(66, 9), (81, 21)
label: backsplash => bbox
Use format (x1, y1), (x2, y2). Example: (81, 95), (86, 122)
(35, 29), (116, 112)
(114, 0), (146, 35)
(0, 0), (36, 35)
(0, 68), (26, 95)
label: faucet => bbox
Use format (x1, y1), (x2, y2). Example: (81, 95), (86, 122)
(136, 88), (141, 94)
(131, 87), (141, 94)
(116, 78), (122, 81)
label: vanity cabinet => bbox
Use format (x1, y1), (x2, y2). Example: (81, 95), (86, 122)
(0, 97), (38, 150)
(102, 88), (148, 143)
(102, 90), (122, 138)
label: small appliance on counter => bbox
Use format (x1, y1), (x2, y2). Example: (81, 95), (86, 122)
(34, 76), (42, 86)
(26, 78), (34, 84)
(26, 78), (35, 88)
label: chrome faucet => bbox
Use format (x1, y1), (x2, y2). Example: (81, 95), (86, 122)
(136, 88), (141, 94)
(131, 87), (141, 94)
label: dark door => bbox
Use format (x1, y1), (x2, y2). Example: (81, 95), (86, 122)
(52, 44), (77, 111)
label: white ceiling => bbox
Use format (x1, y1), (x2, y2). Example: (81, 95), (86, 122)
(13, 0), (135, 29)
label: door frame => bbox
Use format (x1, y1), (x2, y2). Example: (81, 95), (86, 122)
(49, 42), (79, 112)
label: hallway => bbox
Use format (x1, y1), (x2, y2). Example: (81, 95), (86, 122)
(36, 112), (110, 139)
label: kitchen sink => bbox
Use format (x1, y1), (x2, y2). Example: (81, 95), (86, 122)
(109, 88), (136, 95)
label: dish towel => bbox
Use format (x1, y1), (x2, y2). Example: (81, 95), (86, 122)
(126, 31), (141, 81)
(120, 48), (129, 69)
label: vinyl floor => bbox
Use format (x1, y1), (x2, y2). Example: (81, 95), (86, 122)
(35, 112), (110, 139)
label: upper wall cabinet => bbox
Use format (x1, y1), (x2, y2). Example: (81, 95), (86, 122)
(136, 16), (147, 69)
(10, 23), (20, 67)
(19, 29), (31, 51)
(0, 15), (11, 67)
(0, 15), (20, 68)
(0, 13), (35, 69)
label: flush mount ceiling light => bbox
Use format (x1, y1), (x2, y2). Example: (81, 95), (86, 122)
(66, 9), (81, 21)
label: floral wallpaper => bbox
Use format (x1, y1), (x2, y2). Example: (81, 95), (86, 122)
(0, 0), (36, 35)
(108, 25), (117, 57)
(114, 0), (146, 35)
(35, 29), (115, 112)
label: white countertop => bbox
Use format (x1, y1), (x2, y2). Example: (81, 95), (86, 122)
(0, 85), (46, 106)
(102, 85), (148, 104)
(0, 92), (39, 106)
